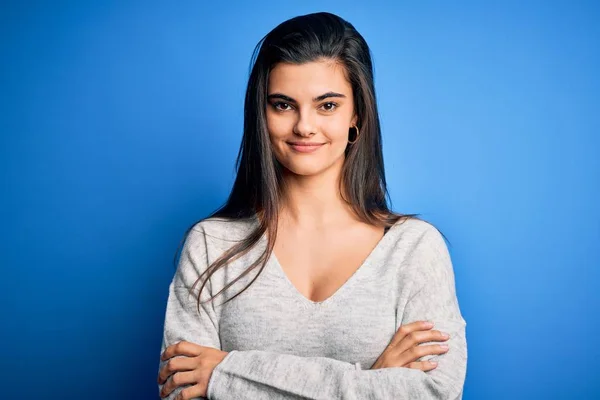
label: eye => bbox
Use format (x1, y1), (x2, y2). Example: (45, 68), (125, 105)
(321, 102), (338, 112)
(273, 102), (293, 112)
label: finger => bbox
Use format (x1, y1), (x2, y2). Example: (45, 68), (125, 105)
(158, 355), (198, 385)
(176, 384), (205, 400)
(160, 370), (197, 398)
(389, 321), (433, 348)
(161, 341), (204, 361)
(394, 329), (450, 354)
(406, 361), (438, 372)
(397, 344), (449, 366)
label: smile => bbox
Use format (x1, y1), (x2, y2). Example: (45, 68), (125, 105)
(288, 143), (325, 153)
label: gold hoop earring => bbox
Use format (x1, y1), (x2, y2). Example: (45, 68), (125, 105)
(348, 125), (360, 144)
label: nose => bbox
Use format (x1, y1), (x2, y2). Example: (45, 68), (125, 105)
(293, 109), (316, 137)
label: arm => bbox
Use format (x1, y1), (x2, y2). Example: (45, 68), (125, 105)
(159, 224), (467, 400)
(158, 226), (221, 400)
(207, 225), (467, 400)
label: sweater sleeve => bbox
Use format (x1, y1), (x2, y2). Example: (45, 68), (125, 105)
(159, 223), (468, 400)
(157, 226), (222, 400)
(205, 225), (467, 400)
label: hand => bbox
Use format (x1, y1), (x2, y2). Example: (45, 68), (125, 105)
(370, 321), (450, 371)
(157, 340), (229, 399)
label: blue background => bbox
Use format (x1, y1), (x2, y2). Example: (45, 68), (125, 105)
(1, 1), (598, 399)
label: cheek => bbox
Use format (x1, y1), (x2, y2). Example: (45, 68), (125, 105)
(266, 114), (289, 140)
(266, 119), (290, 158)
(323, 118), (350, 143)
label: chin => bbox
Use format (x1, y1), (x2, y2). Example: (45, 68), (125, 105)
(283, 163), (324, 176)
(281, 157), (343, 177)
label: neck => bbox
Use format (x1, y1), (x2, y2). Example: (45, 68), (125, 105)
(278, 161), (355, 230)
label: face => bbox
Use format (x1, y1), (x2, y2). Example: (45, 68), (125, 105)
(266, 60), (357, 177)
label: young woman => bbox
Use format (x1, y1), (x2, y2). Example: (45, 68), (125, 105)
(157, 12), (467, 400)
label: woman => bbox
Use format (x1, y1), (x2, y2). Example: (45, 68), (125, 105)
(157, 11), (467, 400)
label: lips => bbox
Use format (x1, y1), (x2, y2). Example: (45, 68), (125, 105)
(288, 142), (324, 153)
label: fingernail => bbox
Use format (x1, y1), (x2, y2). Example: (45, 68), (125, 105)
(439, 344), (449, 350)
(429, 361), (438, 366)
(441, 332), (449, 339)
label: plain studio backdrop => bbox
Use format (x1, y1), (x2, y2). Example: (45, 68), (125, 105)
(1, 1), (598, 399)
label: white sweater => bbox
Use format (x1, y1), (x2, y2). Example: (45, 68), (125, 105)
(158, 214), (468, 399)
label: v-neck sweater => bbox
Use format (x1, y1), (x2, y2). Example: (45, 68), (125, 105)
(158, 215), (468, 399)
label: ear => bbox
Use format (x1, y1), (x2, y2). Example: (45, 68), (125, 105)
(351, 114), (358, 127)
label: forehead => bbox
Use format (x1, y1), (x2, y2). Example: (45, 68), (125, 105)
(268, 60), (351, 96)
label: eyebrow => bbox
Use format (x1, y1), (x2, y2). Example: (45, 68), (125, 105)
(267, 91), (347, 103)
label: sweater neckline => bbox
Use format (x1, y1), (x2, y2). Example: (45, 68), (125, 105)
(265, 221), (403, 309)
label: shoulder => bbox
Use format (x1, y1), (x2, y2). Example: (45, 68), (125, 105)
(391, 217), (448, 249)
(175, 215), (260, 279)
(187, 215), (260, 245)
(391, 217), (454, 281)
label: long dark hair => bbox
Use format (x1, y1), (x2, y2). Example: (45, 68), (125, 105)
(175, 11), (439, 310)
